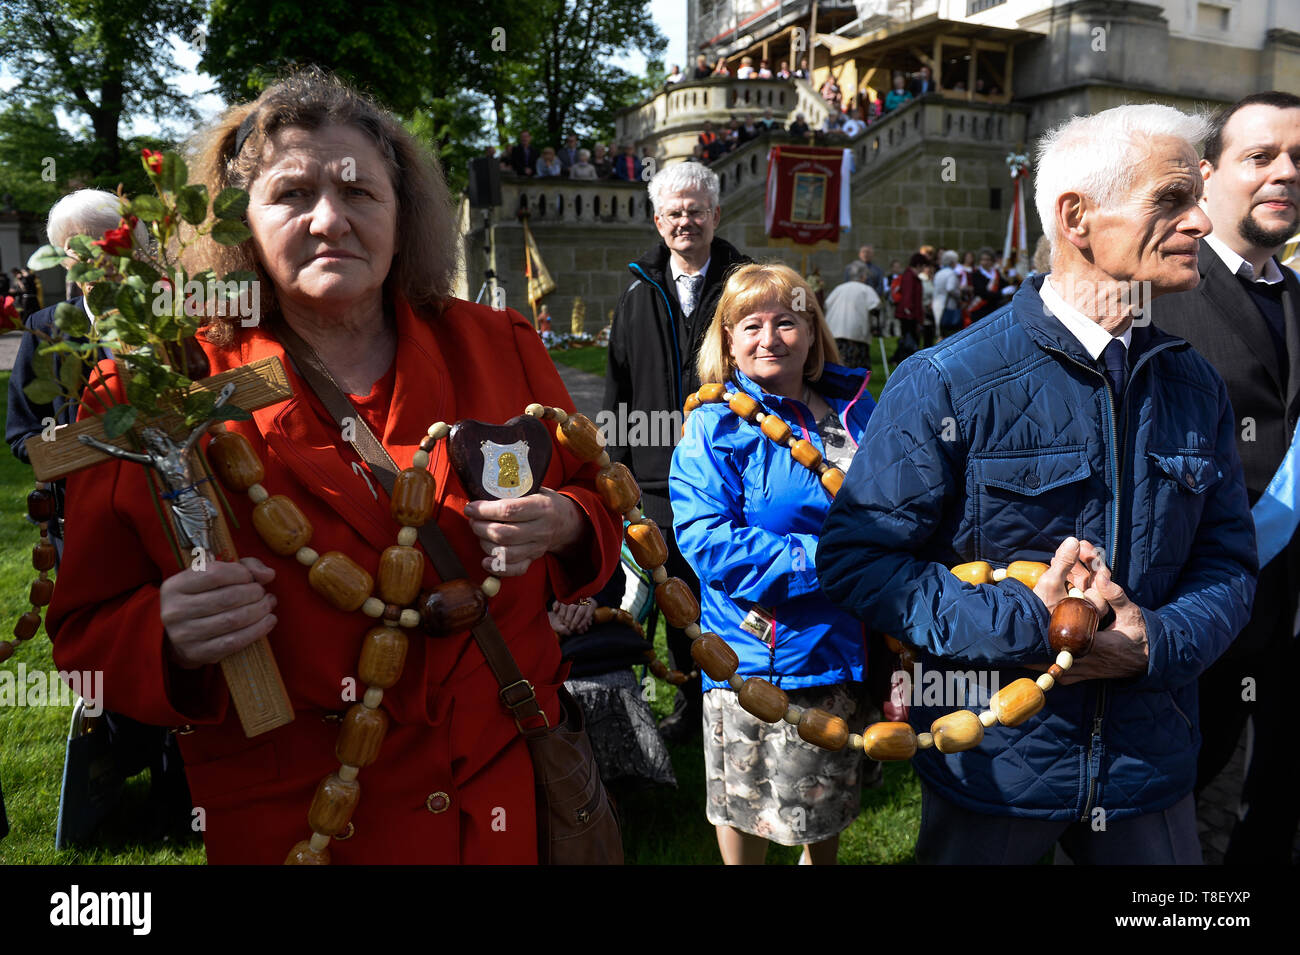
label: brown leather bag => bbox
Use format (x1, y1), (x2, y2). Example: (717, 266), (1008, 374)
(276, 321), (624, 865)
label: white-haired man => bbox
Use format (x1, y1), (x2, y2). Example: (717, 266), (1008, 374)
(603, 161), (751, 741)
(3, 188), (190, 840)
(819, 105), (1257, 863)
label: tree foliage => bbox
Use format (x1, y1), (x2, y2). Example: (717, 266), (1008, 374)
(0, 0), (204, 174)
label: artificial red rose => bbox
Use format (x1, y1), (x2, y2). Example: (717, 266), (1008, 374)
(141, 148), (164, 175)
(93, 223), (134, 256)
(2, 295), (20, 329)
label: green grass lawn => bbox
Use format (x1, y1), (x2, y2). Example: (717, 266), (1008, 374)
(0, 358), (918, 865)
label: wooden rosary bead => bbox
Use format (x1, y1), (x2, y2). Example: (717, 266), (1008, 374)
(1055, 650), (1074, 670)
(1048, 596), (1098, 656)
(556, 413), (604, 462)
(784, 706), (803, 724)
(625, 519), (668, 569)
(863, 722), (918, 761)
(991, 678), (1046, 727)
(284, 840), (330, 865)
(1047, 663), (1064, 679)
(378, 545), (424, 606)
(247, 483), (269, 504)
(26, 488), (55, 522)
(651, 565), (668, 584)
(691, 632), (740, 682)
(307, 552), (374, 613)
(728, 392), (760, 420)
(593, 607), (615, 624)
(0, 641), (14, 663)
(613, 609), (639, 631)
(14, 612), (41, 641)
(683, 394), (702, 416)
(358, 626), (408, 689)
(698, 383), (727, 402)
(335, 703), (389, 768)
(951, 561), (993, 585)
(479, 576), (500, 598)
(397, 526), (418, 547)
(29, 578), (55, 607)
(1001, 560), (1049, 589)
(32, 542), (57, 572)
(820, 467), (845, 496)
(595, 463), (640, 514)
(391, 467), (436, 527)
(307, 772), (360, 836)
(930, 710), (985, 754)
(648, 659), (669, 680)
(654, 578), (700, 629)
(363, 686), (383, 708)
(207, 430), (264, 491)
(666, 670), (688, 685)
(797, 708), (850, 751)
(760, 415), (792, 444)
(790, 439), (822, 470)
(738, 677), (788, 723)
(1036, 673), (1055, 691)
(419, 579), (488, 635)
(253, 495), (313, 556)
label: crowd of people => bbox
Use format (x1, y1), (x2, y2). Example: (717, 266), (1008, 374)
(492, 130), (650, 181)
(5, 68), (1297, 867)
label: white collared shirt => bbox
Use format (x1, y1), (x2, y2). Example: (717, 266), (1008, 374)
(670, 257), (712, 287)
(1203, 232), (1286, 285)
(1041, 277), (1131, 360)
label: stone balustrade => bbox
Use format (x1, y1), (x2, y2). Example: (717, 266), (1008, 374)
(487, 97), (1028, 231)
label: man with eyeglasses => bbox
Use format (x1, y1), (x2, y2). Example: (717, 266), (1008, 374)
(603, 161), (751, 743)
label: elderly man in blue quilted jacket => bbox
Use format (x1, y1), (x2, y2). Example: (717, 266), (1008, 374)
(818, 104), (1258, 864)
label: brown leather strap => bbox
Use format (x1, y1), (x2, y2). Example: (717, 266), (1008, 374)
(273, 320), (548, 731)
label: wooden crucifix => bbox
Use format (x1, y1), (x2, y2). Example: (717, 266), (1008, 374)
(28, 356), (296, 738)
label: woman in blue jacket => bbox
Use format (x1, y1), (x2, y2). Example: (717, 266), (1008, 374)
(670, 263), (876, 865)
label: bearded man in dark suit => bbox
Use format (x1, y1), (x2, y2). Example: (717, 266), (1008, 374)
(1151, 90), (1300, 864)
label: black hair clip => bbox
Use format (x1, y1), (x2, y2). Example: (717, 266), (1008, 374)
(232, 109), (260, 158)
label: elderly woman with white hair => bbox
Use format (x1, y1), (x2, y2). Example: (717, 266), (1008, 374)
(6, 189), (149, 466)
(932, 249), (962, 336)
(602, 160), (753, 741)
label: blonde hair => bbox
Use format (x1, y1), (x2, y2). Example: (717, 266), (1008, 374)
(696, 262), (840, 386)
(186, 68), (457, 346)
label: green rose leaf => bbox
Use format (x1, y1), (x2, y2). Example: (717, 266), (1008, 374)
(87, 281), (118, 316)
(54, 301), (90, 337)
(160, 152), (189, 194)
(59, 354), (85, 396)
(103, 403), (139, 439)
(131, 195), (166, 222)
(67, 234), (96, 258)
(67, 263), (106, 285)
(126, 258), (163, 286)
(177, 184), (210, 225)
(211, 219), (252, 246)
(212, 187), (249, 219)
(27, 244), (65, 270)
(23, 379), (63, 405)
(116, 284), (146, 324)
(32, 346), (56, 382)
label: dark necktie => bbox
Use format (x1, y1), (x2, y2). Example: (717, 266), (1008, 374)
(1101, 338), (1127, 400)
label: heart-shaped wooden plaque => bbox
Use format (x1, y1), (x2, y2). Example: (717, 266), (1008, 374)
(447, 414), (553, 501)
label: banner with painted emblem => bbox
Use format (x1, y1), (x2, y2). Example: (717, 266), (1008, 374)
(764, 146), (852, 248)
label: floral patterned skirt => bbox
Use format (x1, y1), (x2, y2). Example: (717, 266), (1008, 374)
(702, 682), (872, 845)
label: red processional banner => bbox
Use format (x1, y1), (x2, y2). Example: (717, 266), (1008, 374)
(764, 145), (852, 247)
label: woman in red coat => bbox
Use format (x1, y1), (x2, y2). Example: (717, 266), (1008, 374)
(46, 72), (621, 864)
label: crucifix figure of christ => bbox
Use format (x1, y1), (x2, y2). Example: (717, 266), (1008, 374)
(28, 358), (297, 737)
(76, 383), (237, 556)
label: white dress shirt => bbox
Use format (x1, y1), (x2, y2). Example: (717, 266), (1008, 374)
(1040, 277), (1131, 360)
(1203, 232), (1286, 285)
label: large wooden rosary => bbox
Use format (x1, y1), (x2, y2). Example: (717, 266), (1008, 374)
(679, 381), (1100, 757)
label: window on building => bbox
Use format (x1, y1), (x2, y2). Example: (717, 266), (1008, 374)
(967, 0), (1006, 14)
(1195, 2), (1232, 32)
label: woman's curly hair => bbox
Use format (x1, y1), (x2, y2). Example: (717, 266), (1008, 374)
(187, 67), (458, 345)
